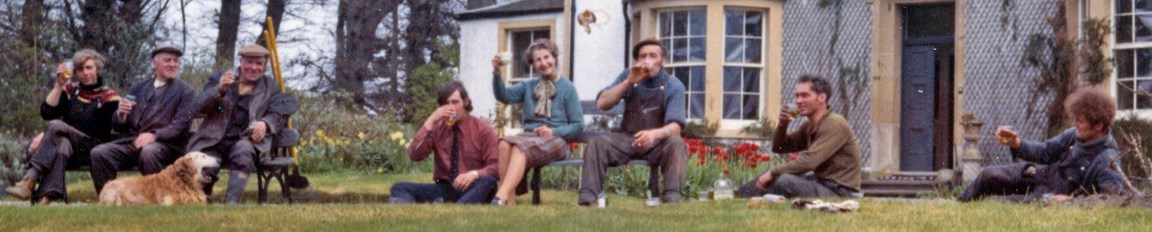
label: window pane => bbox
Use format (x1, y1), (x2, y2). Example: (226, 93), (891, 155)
(746, 11), (763, 37)
(726, 10), (742, 36)
(1119, 80), (1136, 110)
(1119, 16), (1134, 43)
(674, 67), (690, 88)
(534, 30), (549, 40)
(674, 11), (688, 36)
(1138, 0), (1152, 13)
(743, 68), (760, 92)
(723, 94), (741, 119)
(1139, 79), (1152, 109)
(660, 12), (671, 37)
(726, 38), (744, 62)
(512, 31), (533, 78)
(672, 38), (688, 62)
(723, 67), (741, 92)
(1118, 50), (1135, 78)
(690, 66), (706, 92)
(690, 94), (705, 119)
(743, 94), (760, 120)
(662, 38), (673, 55)
(1139, 15), (1152, 41)
(1121, 0), (1134, 14)
(689, 38), (706, 62)
(1139, 49), (1152, 77)
(690, 10), (706, 36)
(746, 38), (762, 63)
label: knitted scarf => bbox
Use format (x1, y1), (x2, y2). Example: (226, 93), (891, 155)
(65, 76), (120, 108)
(533, 75), (558, 118)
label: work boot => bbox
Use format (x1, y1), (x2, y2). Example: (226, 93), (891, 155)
(224, 174), (249, 204)
(5, 177), (36, 200)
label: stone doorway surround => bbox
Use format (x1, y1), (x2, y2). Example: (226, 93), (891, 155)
(865, 0), (966, 178)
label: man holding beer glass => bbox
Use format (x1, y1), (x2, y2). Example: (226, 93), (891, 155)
(958, 88), (1124, 203)
(90, 45), (197, 195)
(185, 44), (299, 204)
(6, 49), (120, 204)
(389, 81), (500, 204)
(739, 75), (862, 198)
(578, 39), (689, 206)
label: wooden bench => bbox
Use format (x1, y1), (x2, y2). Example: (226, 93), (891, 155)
(42, 121), (301, 205)
(255, 127), (301, 204)
(523, 101), (660, 205)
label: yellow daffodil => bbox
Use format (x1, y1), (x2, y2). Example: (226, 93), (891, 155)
(316, 129), (325, 137)
(376, 167), (384, 174)
(389, 131), (404, 142)
(358, 132), (366, 141)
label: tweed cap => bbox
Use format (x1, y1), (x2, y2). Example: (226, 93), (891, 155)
(238, 44), (270, 57)
(151, 45), (183, 58)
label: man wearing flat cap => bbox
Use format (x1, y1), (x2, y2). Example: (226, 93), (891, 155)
(186, 44), (299, 204)
(90, 45), (197, 194)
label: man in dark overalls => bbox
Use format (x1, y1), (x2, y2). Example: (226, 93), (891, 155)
(579, 39), (688, 206)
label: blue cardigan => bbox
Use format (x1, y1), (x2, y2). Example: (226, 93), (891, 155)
(492, 74), (584, 140)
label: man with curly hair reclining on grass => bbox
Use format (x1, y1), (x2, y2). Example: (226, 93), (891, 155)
(959, 88), (1125, 203)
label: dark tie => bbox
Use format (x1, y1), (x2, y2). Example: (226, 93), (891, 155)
(449, 125), (461, 180)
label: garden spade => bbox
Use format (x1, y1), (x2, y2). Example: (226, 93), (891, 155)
(265, 17), (309, 189)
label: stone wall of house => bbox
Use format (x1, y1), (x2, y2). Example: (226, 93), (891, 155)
(780, 0), (1061, 168)
(963, 0), (1058, 166)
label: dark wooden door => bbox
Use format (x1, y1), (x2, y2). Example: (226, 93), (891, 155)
(900, 45), (935, 172)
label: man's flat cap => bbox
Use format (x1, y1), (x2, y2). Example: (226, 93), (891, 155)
(238, 44), (271, 57)
(151, 45), (183, 58)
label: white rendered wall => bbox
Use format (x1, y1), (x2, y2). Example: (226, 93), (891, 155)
(458, 13), (564, 121)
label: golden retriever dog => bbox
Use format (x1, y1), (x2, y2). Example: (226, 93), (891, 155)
(99, 152), (220, 206)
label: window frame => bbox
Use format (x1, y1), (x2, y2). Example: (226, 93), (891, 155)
(658, 8), (709, 120)
(720, 8), (768, 122)
(1113, 0), (1152, 114)
(506, 28), (552, 82)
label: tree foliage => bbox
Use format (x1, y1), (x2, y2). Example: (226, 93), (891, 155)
(330, 0), (462, 121)
(0, 0), (169, 135)
(404, 40), (458, 124)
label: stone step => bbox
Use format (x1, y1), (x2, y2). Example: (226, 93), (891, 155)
(861, 171), (956, 197)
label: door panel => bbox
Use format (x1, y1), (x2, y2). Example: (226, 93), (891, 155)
(900, 45), (935, 172)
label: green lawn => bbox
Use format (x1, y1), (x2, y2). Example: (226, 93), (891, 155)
(3, 172), (1152, 231)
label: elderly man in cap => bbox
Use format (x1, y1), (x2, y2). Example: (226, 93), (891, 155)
(186, 44), (298, 204)
(90, 45), (197, 194)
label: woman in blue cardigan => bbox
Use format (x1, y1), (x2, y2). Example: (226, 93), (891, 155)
(490, 39), (584, 205)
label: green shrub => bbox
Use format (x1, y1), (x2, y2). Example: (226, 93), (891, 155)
(740, 117), (777, 138)
(293, 93), (430, 175)
(0, 131), (30, 187)
(0, 65), (50, 137)
(681, 120), (718, 139)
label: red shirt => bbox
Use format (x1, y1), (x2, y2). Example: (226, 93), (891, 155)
(407, 114), (498, 181)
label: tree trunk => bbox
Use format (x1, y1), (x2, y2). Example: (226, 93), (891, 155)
(334, 0), (397, 103)
(215, 0), (241, 69)
(256, 0), (288, 47)
(16, 0), (50, 78)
